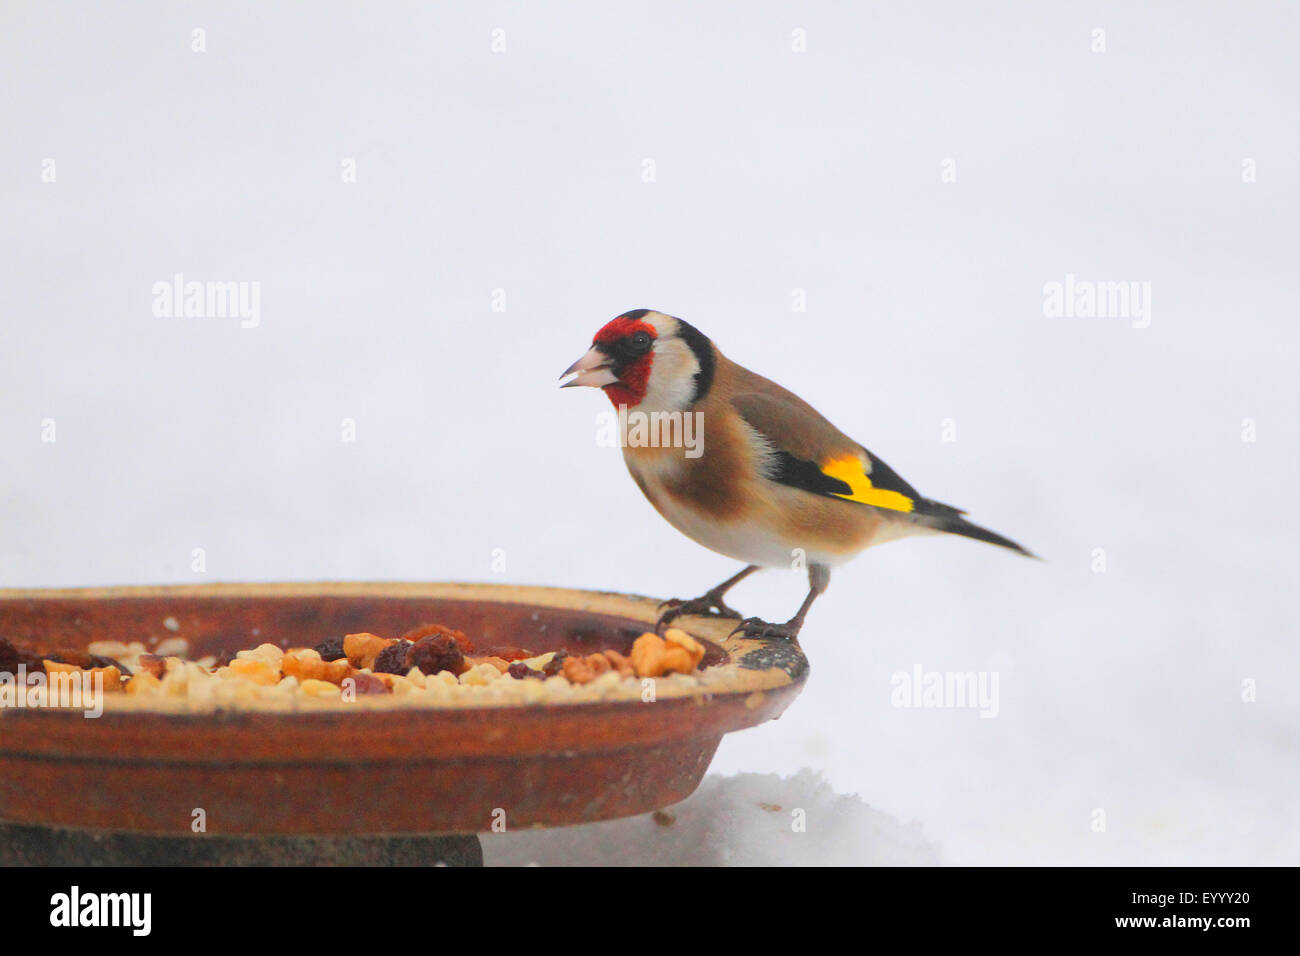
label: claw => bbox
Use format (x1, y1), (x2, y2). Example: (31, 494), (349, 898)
(654, 593), (744, 634)
(729, 616), (801, 641)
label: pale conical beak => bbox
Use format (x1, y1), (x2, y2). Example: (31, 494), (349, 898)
(560, 346), (619, 388)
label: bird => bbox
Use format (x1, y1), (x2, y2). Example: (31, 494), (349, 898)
(560, 309), (1035, 641)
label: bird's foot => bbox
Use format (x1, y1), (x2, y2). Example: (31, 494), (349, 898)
(656, 591), (744, 632)
(728, 616), (803, 641)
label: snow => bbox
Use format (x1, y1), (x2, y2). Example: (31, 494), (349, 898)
(484, 770), (942, 866)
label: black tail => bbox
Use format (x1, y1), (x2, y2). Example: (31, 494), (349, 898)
(914, 499), (1039, 559)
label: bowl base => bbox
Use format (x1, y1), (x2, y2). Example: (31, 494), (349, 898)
(0, 820), (483, 866)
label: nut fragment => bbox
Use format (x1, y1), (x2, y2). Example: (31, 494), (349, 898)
(125, 671), (162, 695)
(343, 633), (392, 670)
(561, 656), (595, 684)
(630, 632), (701, 678)
(225, 658), (280, 686)
(322, 659), (352, 683)
(603, 649), (635, 677)
(282, 648), (353, 685)
(300, 678), (341, 697)
(461, 661), (503, 686)
(629, 633), (665, 677)
(43, 660), (125, 692)
(237, 643), (284, 665)
(660, 646), (694, 673)
(561, 652), (621, 685)
(662, 628), (705, 668)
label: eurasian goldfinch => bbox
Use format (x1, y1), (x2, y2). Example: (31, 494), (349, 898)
(561, 309), (1035, 640)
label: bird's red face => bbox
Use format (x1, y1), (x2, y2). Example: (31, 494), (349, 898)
(560, 311), (658, 408)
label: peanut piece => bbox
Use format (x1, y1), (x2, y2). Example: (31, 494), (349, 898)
(281, 648), (355, 684)
(630, 633), (668, 677)
(126, 672), (163, 696)
(343, 633), (391, 670)
(660, 646), (695, 674)
(662, 628), (705, 668)
(226, 658), (280, 686)
(300, 678), (341, 697)
(93, 665), (124, 692)
(562, 656), (596, 685)
(603, 649), (635, 677)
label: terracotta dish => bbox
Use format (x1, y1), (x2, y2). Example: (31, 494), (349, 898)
(0, 582), (808, 835)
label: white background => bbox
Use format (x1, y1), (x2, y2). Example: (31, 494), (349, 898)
(2, 2), (1296, 864)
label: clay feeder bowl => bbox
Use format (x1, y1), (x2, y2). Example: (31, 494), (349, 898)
(0, 582), (808, 836)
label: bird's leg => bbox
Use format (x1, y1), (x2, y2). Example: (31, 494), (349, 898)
(730, 564), (830, 642)
(656, 565), (760, 631)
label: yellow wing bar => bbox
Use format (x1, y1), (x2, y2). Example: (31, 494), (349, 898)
(820, 456), (915, 513)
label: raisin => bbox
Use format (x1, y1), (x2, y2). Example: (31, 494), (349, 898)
(400, 623), (475, 654)
(406, 633), (465, 676)
(0, 637), (19, 675)
(0, 637), (38, 675)
(2, 639), (104, 676)
(346, 673), (389, 695)
(372, 640), (413, 674)
(507, 661), (543, 680)
(312, 636), (347, 662)
(541, 650), (569, 677)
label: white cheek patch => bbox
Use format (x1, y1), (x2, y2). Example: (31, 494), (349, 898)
(639, 340), (699, 412)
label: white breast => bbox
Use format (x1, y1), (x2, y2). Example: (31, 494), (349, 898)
(624, 450), (860, 569)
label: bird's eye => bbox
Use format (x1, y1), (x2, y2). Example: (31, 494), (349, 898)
(629, 331), (652, 352)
